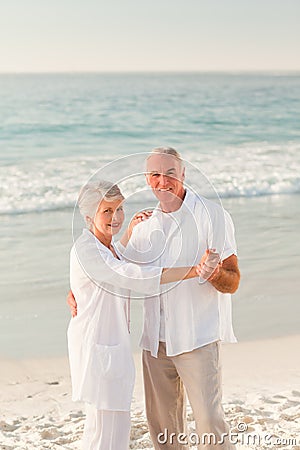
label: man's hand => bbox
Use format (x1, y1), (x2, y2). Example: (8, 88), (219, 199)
(196, 249), (222, 281)
(197, 251), (240, 294)
(67, 290), (77, 317)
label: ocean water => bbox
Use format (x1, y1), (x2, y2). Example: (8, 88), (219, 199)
(0, 73), (299, 358)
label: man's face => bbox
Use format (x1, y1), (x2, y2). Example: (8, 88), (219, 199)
(145, 154), (185, 204)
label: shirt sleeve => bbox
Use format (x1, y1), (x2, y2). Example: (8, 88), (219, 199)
(116, 223), (150, 264)
(74, 235), (162, 296)
(203, 200), (237, 262)
(221, 210), (238, 261)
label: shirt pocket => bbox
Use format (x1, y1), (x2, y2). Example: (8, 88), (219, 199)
(94, 343), (126, 380)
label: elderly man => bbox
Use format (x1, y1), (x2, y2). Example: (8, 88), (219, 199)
(68, 147), (240, 449)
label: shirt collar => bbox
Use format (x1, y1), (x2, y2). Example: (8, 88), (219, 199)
(152, 187), (195, 218)
(82, 228), (113, 254)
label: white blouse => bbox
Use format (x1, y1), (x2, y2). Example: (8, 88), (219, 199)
(67, 229), (162, 411)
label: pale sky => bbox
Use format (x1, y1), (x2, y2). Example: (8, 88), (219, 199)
(0, 0), (299, 73)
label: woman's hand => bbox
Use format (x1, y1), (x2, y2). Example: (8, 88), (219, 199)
(67, 290), (77, 317)
(196, 249), (222, 281)
(120, 209), (153, 247)
(128, 210), (153, 237)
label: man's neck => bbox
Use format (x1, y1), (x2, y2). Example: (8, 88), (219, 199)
(160, 189), (186, 213)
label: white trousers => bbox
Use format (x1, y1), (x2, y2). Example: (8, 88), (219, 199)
(82, 403), (131, 450)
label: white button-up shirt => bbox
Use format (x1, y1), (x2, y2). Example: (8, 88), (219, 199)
(68, 229), (162, 411)
(119, 189), (237, 358)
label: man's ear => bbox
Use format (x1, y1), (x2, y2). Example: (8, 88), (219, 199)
(145, 172), (151, 186)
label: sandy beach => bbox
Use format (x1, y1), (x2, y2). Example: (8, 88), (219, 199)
(1, 335), (299, 449)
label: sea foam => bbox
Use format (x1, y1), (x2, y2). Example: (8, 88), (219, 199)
(0, 143), (299, 215)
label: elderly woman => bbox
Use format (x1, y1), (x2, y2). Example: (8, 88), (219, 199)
(68, 181), (200, 450)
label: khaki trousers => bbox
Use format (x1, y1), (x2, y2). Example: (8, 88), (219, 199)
(142, 342), (235, 450)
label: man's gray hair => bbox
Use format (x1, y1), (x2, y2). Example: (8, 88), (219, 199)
(148, 146), (184, 168)
(78, 180), (124, 226)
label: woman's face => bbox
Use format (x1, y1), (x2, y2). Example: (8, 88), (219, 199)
(92, 198), (125, 239)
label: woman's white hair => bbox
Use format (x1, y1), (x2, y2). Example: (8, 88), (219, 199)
(78, 180), (124, 226)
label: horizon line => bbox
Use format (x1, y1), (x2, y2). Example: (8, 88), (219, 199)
(1, 69), (300, 75)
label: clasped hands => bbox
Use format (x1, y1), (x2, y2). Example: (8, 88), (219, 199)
(67, 247), (222, 317)
(196, 249), (222, 282)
